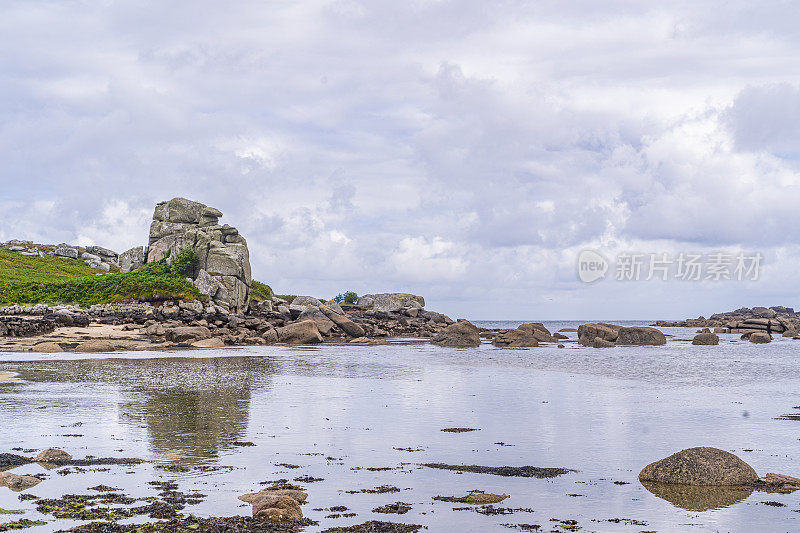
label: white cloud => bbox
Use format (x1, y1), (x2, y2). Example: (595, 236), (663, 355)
(3, 0), (800, 318)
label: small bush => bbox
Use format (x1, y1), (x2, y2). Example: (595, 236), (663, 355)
(250, 280), (275, 302)
(170, 247), (199, 277)
(334, 291), (358, 304)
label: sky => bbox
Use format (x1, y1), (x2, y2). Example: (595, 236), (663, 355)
(3, 0), (800, 320)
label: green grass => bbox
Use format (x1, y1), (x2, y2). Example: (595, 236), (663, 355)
(0, 255), (202, 307)
(0, 248), (99, 283)
(250, 280), (274, 303)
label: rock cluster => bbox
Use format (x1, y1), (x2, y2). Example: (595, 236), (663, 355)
(657, 306), (800, 336)
(2, 241), (119, 271)
(0, 317), (56, 337)
(144, 198), (252, 314)
(358, 293), (425, 313)
(239, 487), (308, 522)
(578, 324), (666, 347)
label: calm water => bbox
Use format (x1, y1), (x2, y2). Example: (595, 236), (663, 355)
(1, 321), (800, 532)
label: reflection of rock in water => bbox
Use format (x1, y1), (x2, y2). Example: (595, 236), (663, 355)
(641, 481), (753, 511)
(124, 357), (272, 461)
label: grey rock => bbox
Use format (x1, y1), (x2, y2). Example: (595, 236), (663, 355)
(54, 243), (79, 259)
(358, 293), (425, 312)
(276, 320), (323, 344)
(119, 246), (146, 273)
(296, 306), (335, 335)
(320, 304), (365, 337)
(292, 296), (322, 308)
(146, 198), (251, 313)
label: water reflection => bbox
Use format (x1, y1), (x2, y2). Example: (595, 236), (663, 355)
(5, 356), (280, 462)
(641, 481), (754, 511)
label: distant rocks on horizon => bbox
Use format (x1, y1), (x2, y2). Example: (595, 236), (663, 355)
(656, 305), (800, 336)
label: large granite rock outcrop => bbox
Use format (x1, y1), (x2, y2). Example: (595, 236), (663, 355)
(146, 198), (251, 313)
(358, 293), (425, 312)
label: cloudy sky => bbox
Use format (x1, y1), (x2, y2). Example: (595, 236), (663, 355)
(3, 0), (800, 319)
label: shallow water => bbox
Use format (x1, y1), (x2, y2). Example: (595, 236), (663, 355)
(1, 321), (800, 532)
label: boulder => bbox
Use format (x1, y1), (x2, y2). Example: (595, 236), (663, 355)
(295, 306), (335, 335)
(0, 472), (41, 491)
(239, 488), (308, 504)
(53, 243), (79, 259)
(33, 341), (63, 353)
(692, 332), (719, 345)
(577, 323), (619, 345)
(518, 323), (558, 343)
(320, 305), (365, 337)
(251, 494), (303, 522)
(165, 326), (212, 343)
(322, 300), (345, 315)
(119, 246), (146, 273)
(492, 329), (539, 348)
(239, 487), (308, 522)
(592, 337), (615, 348)
(74, 340), (116, 353)
(358, 293), (425, 312)
(431, 320), (481, 348)
(191, 337), (226, 348)
(292, 296), (322, 308)
(616, 326), (667, 346)
(146, 198), (251, 313)
(639, 447), (759, 486)
(276, 320), (323, 344)
(750, 332), (772, 344)
(36, 448), (71, 462)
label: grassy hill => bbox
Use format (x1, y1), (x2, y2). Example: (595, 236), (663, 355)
(0, 248), (202, 307)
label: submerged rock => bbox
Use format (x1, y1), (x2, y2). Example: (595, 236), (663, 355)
(423, 463), (572, 478)
(639, 447), (759, 485)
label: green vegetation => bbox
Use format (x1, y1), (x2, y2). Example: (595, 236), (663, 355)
(249, 280), (274, 303)
(0, 247), (98, 284)
(0, 258), (202, 307)
(333, 291), (358, 304)
(169, 247), (199, 277)
(0, 519), (47, 531)
(0, 511), (23, 516)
